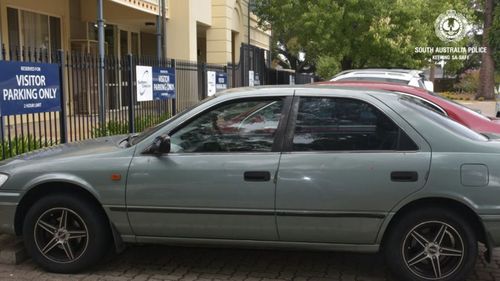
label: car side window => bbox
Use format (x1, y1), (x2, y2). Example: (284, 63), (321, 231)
(292, 97), (418, 151)
(170, 98), (284, 153)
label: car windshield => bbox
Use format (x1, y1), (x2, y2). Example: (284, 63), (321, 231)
(130, 96), (215, 145)
(399, 95), (488, 142)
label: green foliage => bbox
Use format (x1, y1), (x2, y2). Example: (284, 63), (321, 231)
(316, 55), (341, 80)
(0, 135), (47, 159)
(92, 113), (171, 138)
(254, 0), (476, 79)
(438, 91), (475, 100)
(454, 69), (480, 94)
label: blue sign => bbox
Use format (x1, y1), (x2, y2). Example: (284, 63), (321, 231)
(0, 61), (61, 116)
(216, 72), (227, 91)
(153, 67), (175, 100)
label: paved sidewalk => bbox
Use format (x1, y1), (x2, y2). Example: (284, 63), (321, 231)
(0, 245), (499, 281)
(458, 101), (497, 117)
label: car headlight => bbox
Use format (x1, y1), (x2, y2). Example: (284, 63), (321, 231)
(0, 174), (9, 188)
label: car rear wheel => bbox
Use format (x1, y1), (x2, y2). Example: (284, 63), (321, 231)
(22, 194), (111, 273)
(384, 207), (477, 281)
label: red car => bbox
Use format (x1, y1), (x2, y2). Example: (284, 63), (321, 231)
(317, 81), (500, 138)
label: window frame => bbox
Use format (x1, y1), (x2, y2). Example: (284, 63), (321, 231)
(166, 96), (293, 154)
(396, 93), (448, 117)
(283, 96), (420, 153)
(6, 6), (63, 59)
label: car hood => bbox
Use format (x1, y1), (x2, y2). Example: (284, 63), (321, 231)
(0, 135), (128, 166)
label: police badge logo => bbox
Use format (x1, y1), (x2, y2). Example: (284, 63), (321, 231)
(435, 10), (468, 42)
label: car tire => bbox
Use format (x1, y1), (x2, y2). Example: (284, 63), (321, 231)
(384, 207), (477, 281)
(22, 193), (111, 273)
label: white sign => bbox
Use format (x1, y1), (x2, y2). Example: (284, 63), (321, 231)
(249, 70), (254, 87)
(207, 71), (216, 97)
(289, 75), (295, 85)
(136, 65), (153, 101)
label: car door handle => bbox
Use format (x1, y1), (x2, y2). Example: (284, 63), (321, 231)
(244, 171), (271, 182)
(391, 171), (418, 182)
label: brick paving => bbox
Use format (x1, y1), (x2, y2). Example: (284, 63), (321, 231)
(0, 245), (499, 281)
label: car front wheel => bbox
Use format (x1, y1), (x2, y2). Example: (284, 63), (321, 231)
(22, 193), (111, 273)
(384, 207), (477, 281)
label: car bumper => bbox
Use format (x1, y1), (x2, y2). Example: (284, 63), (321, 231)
(0, 192), (20, 235)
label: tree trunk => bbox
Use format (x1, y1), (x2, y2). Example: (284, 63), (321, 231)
(478, 0), (496, 99)
(341, 57), (353, 70)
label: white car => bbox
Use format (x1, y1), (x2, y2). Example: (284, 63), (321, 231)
(330, 69), (434, 91)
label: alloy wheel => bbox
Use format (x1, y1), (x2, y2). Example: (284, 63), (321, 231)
(402, 221), (464, 280)
(33, 208), (89, 264)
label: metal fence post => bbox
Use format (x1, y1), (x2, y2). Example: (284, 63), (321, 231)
(171, 58), (176, 115)
(58, 50), (67, 143)
(201, 62), (207, 99)
(223, 65), (228, 88)
(241, 45), (246, 86)
(0, 45), (5, 159)
(128, 54), (135, 133)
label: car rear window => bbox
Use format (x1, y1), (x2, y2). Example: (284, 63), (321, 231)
(399, 96), (488, 142)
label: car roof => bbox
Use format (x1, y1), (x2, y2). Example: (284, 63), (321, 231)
(215, 84), (402, 99)
(316, 81), (429, 94)
(213, 84), (403, 103)
(331, 68), (423, 80)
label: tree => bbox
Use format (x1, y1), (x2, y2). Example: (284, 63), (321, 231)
(254, 0), (474, 79)
(490, 2), (500, 72)
(478, 0), (496, 99)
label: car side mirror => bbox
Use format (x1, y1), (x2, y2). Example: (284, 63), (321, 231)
(146, 135), (171, 155)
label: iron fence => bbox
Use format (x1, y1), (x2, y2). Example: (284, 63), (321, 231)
(0, 44), (315, 160)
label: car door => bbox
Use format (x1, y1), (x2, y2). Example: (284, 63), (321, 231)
(126, 96), (291, 241)
(276, 91), (431, 244)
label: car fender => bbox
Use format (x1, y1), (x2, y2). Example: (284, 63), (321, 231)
(376, 191), (480, 244)
(21, 173), (101, 201)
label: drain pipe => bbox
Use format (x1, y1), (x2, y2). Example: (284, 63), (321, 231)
(97, 0), (106, 128)
(156, 0), (162, 60)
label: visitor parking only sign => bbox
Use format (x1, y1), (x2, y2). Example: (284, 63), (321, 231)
(0, 61), (61, 116)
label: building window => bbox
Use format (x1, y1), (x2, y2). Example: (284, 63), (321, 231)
(7, 8), (20, 54)
(7, 7), (61, 55)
